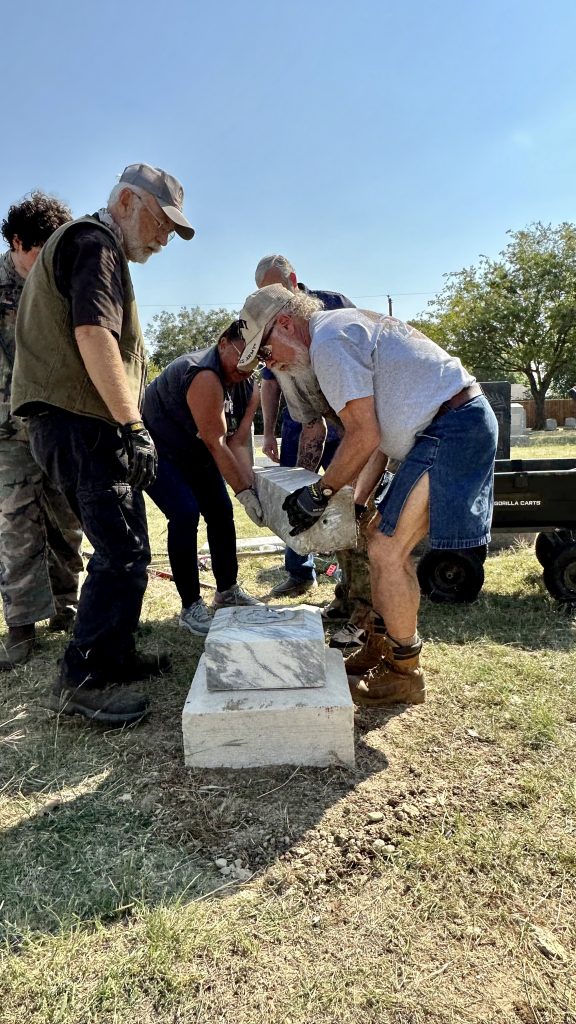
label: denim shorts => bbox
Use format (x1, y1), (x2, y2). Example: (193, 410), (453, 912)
(378, 396), (498, 549)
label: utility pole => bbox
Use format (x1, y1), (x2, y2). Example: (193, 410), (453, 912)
(387, 294), (393, 316)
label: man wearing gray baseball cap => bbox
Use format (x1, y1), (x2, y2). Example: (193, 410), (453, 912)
(236, 284), (498, 711)
(12, 162), (194, 725)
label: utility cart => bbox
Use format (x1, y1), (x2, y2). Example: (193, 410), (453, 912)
(416, 457), (576, 605)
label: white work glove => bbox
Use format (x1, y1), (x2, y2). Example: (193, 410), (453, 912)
(236, 487), (265, 527)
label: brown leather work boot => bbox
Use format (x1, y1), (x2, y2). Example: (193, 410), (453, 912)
(344, 613), (390, 675)
(349, 636), (426, 708)
(48, 608), (76, 632)
(0, 624), (36, 671)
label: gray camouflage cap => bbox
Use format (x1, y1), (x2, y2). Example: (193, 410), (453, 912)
(119, 163), (195, 240)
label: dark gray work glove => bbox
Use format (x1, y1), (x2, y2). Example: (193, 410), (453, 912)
(282, 482), (329, 536)
(120, 420), (158, 490)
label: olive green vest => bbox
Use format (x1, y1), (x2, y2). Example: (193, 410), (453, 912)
(12, 216), (146, 424)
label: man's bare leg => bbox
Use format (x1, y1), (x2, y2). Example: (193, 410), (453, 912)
(367, 472), (430, 639)
(348, 473), (430, 707)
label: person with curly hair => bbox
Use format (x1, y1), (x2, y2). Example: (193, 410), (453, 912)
(0, 191), (83, 669)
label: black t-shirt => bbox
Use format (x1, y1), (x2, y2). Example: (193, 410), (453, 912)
(53, 216), (124, 337)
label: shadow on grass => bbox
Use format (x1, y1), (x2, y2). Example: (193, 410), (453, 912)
(419, 585), (575, 651)
(0, 613), (389, 945)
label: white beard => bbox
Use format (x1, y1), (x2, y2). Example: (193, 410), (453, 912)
(122, 206), (161, 264)
(276, 343), (311, 374)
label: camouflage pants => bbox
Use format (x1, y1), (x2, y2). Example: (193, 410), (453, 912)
(336, 542), (374, 629)
(333, 488), (388, 629)
(0, 438), (83, 626)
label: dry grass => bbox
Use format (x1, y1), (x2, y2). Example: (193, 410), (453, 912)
(0, 435), (575, 1023)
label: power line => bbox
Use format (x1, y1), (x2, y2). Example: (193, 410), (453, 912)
(138, 290), (438, 309)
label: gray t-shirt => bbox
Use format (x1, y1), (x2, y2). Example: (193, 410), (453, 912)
(272, 365), (343, 433)
(309, 309), (474, 460)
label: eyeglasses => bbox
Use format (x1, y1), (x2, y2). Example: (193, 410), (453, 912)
(229, 340), (245, 359)
(257, 320), (276, 363)
(133, 193), (175, 241)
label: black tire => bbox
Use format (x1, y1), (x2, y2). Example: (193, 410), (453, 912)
(417, 550), (485, 604)
(535, 530), (576, 568)
(542, 544), (576, 602)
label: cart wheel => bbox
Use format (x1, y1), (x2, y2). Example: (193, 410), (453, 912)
(417, 550), (485, 603)
(534, 530), (575, 568)
(542, 544), (576, 602)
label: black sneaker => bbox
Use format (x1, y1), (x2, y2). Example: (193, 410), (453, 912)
(108, 651), (171, 683)
(48, 682), (149, 725)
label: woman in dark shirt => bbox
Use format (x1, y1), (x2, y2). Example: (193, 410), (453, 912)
(143, 321), (263, 636)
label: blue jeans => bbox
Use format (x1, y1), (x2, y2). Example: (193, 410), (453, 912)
(28, 408), (150, 687)
(280, 413), (340, 581)
(146, 447), (237, 606)
(378, 396), (498, 548)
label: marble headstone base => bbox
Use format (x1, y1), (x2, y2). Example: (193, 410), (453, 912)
(182, 648), (355, 769)
(254, 466), (356, 556)
(205, 605), (326, 691)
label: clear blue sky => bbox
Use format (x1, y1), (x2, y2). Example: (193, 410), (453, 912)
(3, 0), (576, 334)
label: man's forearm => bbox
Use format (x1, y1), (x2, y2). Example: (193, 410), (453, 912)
(297, 418), (327, 471)
(354, 449), (389, 504)
(261, 378), (281, 436)
(76, 325), (140, 424)
(320, 430), (381, 494)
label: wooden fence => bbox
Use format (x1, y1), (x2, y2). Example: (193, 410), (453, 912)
(516, 398), (576, 428)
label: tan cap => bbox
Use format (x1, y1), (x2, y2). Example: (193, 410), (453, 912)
(237, 284), (293, 371)
(119, 163), (195, 240)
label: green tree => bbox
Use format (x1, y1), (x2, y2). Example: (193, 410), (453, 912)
(421, 223), (576, 428)
(145, 306), (237, 369)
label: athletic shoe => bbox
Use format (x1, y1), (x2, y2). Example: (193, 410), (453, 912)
(213, 584), (263, 608)
(329, 621), (367, 650)
(179, 599), (214, 636)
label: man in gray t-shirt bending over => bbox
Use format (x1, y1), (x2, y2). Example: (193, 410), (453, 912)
(235, 285), (498, 710)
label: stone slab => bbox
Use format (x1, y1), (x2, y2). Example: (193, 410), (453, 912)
(510, 402), (527, 436)
(481, 381), (511, 459)
(546, 418), (558, 431)
(204, 605), (325, 691)
(254, 465), (356, 555)
(182, 648), (355, 769)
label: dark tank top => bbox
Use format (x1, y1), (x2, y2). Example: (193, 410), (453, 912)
(143, 345), (254, 462)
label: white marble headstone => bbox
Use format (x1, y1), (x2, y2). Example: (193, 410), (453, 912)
(182, 648), (355, 769)
(204, 605), (326, 691)
(510, 403), (527, 435)
(254, 465), (356, 556)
